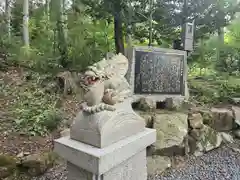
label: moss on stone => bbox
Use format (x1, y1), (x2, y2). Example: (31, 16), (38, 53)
(0, 154), (16, 167)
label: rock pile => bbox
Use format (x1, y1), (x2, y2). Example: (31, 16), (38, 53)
(0, 152), (59, 179)
(132, 97), (240, 175)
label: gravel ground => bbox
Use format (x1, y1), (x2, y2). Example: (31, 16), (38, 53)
(150, 145), (240, 180)
(32, 144), (240, 180)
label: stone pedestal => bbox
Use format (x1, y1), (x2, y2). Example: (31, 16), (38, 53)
(54, 100), (156, 180)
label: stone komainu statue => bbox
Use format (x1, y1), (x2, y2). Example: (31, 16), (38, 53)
(79, 53), (131, 114)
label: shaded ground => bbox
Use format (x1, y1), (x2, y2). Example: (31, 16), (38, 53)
(151, 142), (240, 180)
(0, 67), (80, 157)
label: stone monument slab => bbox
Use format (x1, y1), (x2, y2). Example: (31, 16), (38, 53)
(126, 46), (188, 101)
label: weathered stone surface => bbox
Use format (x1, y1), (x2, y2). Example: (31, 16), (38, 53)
(165, 98), (183, 110)
(54, 53), (157, 180)
(0, 154), (16, 179)
(70, 100), (145, 148)
(135, 111), (155, 128)
(232, 98), (240, 104)
(188, 113), (204, 129)
(210, 108), (234, 131)
(55, 129), (156, 176)
(19, 152), (57, 176)
(154, 113), (188, 151)
(67, 150), (148, 180)
(189, 125), (222, 156)
(233, 129), (240, 139)
(219, 132), (234, 144)
(189, 128), (202, 141)
(147, 156), (171, 175)
(181, 100), (197, 110)
(138, 97), (156, 112)
(232, 106), (240, 126)
(188, 135), (197, 154)
(0, 167), (11, 179)
(60, 128), (70, 137)
(199, 109), (213, 125)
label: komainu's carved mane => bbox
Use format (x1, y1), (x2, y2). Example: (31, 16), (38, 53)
(79, 53), (131, 114)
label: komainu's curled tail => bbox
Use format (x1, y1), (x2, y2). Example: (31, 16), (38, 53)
(82, 103), (116, 114)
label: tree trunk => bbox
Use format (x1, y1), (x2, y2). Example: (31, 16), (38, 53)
(5, 0), (11, 41)
(45, 0), (50, 22)
(62, 0), (68, 38)
(113, 11), (124, 54)
(104, 20), (110, 52)
(57, 0), (68, 67)
(23, 0), (30, 46)
(148, 0), (154, 46)
(216, 27), (224, 61)
(126, 25), (132, 48)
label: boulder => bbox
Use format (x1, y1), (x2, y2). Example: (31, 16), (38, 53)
(232, 98), (240, 105)
(209, 108), (234, 131)
(136, 111), (155, 128)
(232, 106), (240, 126)
(18, 152), (57, 176)
(189, 128), (202, 141)
(188, 113), (204, 129)
(189, 125), (222, 156)
(233, 129), (240, 139)
(60, 128), (70, 137)
(0, 154), (16, 179)
(181, 100), (197, 110)
(138, 97), (156, 112)
(154, 113), (188, 155)
(165, 98), (183, 110)
(200, 109), (213, 125)
(219, 132), (234, 144)
(0, 167), (11, 179)
(147, 156), (171, 175)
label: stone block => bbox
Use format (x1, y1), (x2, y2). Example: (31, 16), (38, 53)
(232, 106), (240, 126)
(67, 150), (147, 180)
(165, 97), (183, 110)
(154, 113), (188, 150)
(188, 113), (204, 129)
(188, 125), (222, 156)
(55, 99), (156, 180)
(210, 108), (234, 131)
(70, 100), (145, 148)
(55, 129), (155, 175)
(55, 128), (155, 180)
(138, 97), (156, 112)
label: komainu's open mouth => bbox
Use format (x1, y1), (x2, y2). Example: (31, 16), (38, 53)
(85, 76), (100, 85)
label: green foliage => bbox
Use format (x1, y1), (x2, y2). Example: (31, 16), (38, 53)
(189, 74), (240, 104)
(5, 2), (116, 73)
(1, 72), (63, 136)
(1, 0), (240, 138)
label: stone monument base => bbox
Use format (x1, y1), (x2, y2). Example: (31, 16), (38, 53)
(55, 128), (156, 180)
(67, 150), (147, 180)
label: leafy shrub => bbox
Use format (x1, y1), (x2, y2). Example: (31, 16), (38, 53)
(13, 89), (63, 136)
(1, 71), (64, 136)
(189, 75), (240, 104)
